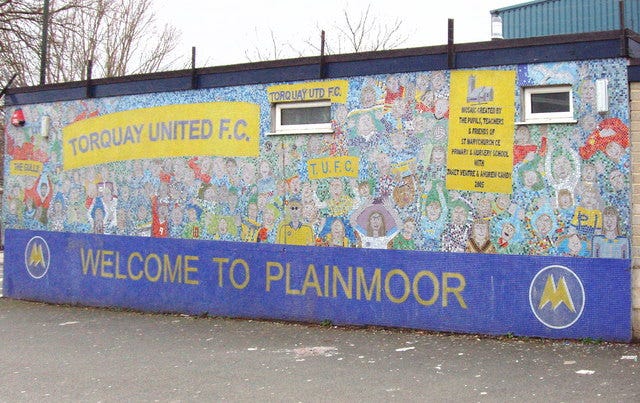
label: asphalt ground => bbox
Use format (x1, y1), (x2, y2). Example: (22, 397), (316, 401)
(0, 296), (638, 402)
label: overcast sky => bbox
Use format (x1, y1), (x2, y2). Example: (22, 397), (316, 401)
(154, 0), (520, 68)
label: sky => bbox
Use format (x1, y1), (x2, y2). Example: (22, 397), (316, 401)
(154, 0), (520, 68)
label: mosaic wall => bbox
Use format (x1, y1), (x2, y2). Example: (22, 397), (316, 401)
(3, 59), (632, 258)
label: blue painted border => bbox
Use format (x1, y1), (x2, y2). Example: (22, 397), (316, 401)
(4, 35), (627, 106)
(3, 229), (632, 342)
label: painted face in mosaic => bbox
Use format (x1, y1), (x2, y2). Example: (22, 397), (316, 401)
(187, 207), (197, 222)
(257, 194), (268, 211)
(203, 186), (216, 203)
(241, 164), (256, 185)
(501, 222), (516, 242)
(581, 186), (598, 209)
(580, 80), (596, 105)
(369, 212), (384, 233)
(535, 214), (552, 236)
(358, 182), (371, 198)
(334, 104), (349, 126)
(558, 190), (573, 209)
(426, 201), (442, 221)
(568, 234), (582, 255)
(523, 170), (539, 188)
(225, 158), (238, 177)
(263, 208), (276, 227)
(376, 152), (392, 174)
(433, 125), (447, 143)
(247, 203), (258, 220)
(401, 220), (416, 239)
(329, 179), (344, 198)
(431, 146), (446, 165)
(609, 169), (625, 191)
(218, 218), (228, 235)
(496, 194), (511, 211)
(360, 85), (377, 109)
(386, 75), (401, 92)
(603, 210), (619, 233)
(288, 177), (301, 194)
(259, 160), (272, 178)
(434, 98), (449, 119)
(357, 114), (376, 139)
(553, 154), (572, 180)
(331, 219), (346, 240)
(582, 163), (596, 182)
(477, 198), (492, 218)
(416, 73), (430, 90)
(171, 208), (183, 226)
(451, 205), (468, 226)
(605, 141), (624, 162)
(302, 203), (317, 223)
(472, 220), (489, 242)
(431, 71), (446, 91)
(158, 204), (169, 221)
(412, 114), (428, 134)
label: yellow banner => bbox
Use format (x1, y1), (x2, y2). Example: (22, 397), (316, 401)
(10, 160), (43, 177)
(446, 70), (515, 194)
(62, 102), (260, 170)
(307, 156), (359, 179)
(267, 80), (348, 103)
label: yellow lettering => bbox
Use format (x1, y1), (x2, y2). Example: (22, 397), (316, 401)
(412, 271), (439, 306)
(144, 254), (162, 282)
(80, 248), (100, 276)
(356, 267), (381, 301)
(285, 263), (301, 295)
(163, 254), (182, 283)
(184, 255), (199, 285)
(301, 264), (322, 297)
(443, 272), (467, 308)
(229, 259), (249, 289)
(384, 269), (410, 304)
(127, 252), (143, 280)
(332, 266), (352, 299)
(265, 261), (283, 292)
(100, 250), (114, 278)
(213, 257), (230, 287)
(114, 251), (126, 279)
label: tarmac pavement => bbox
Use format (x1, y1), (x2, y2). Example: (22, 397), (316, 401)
(1, 248), (638, 401)
(0, 296), (638, 402)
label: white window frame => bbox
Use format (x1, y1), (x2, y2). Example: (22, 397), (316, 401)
(269, 100), (333, 135)
(520, 85), (576, 124)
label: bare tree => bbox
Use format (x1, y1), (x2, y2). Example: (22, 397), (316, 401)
(0, 0), (181, 87)
(244, 4), (409, 62)
(309, 5), (408, 55)
(244, 28), (303, 63)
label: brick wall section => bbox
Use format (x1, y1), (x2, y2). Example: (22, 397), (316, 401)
(631, 82), (640, 340)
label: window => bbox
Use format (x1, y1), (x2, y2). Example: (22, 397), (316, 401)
(270, 101), (333, 135)
(521, 85), (575, 124)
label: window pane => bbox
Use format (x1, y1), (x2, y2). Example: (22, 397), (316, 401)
(530, 92), (570, 113)
(281, 106), (331, 125)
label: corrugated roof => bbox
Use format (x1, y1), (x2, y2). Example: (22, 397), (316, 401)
(492, 0), (639, 39)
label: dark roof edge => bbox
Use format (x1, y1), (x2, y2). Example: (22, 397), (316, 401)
(4, 30), (638, 106)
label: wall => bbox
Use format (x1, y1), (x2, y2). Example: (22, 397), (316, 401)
(3, 58), (634, 341)
(631, 81), (640, 340)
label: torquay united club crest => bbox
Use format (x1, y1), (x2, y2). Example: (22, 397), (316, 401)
(24, 236), (51, 279)
(529, 265), (585, 329)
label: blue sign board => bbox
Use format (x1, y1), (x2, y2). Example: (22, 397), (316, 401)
(3, 229), (632, 341)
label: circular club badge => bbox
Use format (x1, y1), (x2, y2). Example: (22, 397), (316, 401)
(529, 265), (585, 329)
(24, 236), (51, 279)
